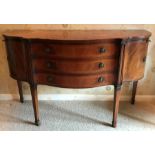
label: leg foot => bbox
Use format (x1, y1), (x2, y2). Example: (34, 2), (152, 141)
(17, 80), (24, 103)
(131, 81), (138, 105)
(112, 84), (122, 128)
(112, 120), (117, 128)
(35, 119), (40, 126)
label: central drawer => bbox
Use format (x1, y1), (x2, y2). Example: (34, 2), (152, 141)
(33, 58), (118, 74)
(31, 40), (120, 88)
(34, 73), (117, 88)
(31, 40), (120, 59)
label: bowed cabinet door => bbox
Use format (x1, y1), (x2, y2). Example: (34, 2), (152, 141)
(122, 39), (149, 82)
(4, 38), (28, 81)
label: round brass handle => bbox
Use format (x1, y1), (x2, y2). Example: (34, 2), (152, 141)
(99, 48), (106, 53)
(47, 76), (53, 82)
(99, 62), (104, 68)
(45, 47), (51, 53)
(47, 62), (54, 68)
(98, 77), (104, 83)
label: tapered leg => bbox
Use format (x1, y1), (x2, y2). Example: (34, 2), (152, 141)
(30, 84), (40, 126)
(112, 84), (122, 128)
(131, 81), (138, 105)
(17, 80), (24, 103)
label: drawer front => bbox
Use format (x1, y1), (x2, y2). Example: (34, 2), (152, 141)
(31, 42), (120, 59)
(33, 59), (118, 74)
(34, 73), (116, 88)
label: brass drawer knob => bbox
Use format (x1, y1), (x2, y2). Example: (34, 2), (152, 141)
(45, 47), (51, 53)
(98, 77), (104, 83)
(99, 62), (104, 68)
(47, 62), (54, 68)
(47, 76), (53, 82)
(99, 48), (106, 53)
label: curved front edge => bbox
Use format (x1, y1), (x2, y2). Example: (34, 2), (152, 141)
(122, 37), (151, 82)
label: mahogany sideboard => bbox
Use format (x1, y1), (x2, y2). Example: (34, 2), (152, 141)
(3, 30), (151, 128)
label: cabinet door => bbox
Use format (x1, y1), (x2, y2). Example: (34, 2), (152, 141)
(122, 40), (149, 81)
(5, 38), (28, 81)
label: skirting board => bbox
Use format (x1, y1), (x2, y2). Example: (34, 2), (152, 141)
(0, 94), (155, 102)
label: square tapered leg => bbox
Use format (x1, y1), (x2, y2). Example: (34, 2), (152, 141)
(17, 80), (24, 103)
(30, 84), (40, 126)
(112, 84), (122, 128)
(131, 81), (138, 105)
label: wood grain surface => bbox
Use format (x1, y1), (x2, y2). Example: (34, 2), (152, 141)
(3, 30), (151, 40)
(0, 24), (155, 96)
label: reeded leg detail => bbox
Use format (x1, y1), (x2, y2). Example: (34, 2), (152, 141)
(112, 84), (122, 128)
(30, 83), (40, 126)
(17, 80), (24, 103)
(131, 81), (138, 105)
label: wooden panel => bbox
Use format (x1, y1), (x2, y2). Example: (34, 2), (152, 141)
(3, 30), (151, 40)
(33, 58), (118, 74)
(4, 38), (28, 81)
(4, 39), (16, 77)
(34, 73), (117, 88)
(122, 40), (149, 81)
(31, 41), (120, 59)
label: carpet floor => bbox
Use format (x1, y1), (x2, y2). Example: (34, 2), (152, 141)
(0, 100), (155, 130)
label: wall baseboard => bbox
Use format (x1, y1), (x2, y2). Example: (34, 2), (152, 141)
(0, 94), (155, 102)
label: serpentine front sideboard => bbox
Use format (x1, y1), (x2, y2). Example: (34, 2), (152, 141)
(3, 30), (151, 128)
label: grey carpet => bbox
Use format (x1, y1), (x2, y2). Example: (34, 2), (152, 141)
(0, 100), (155, 130)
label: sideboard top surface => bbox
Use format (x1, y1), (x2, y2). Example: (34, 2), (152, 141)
(3, 30), (151, 41)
